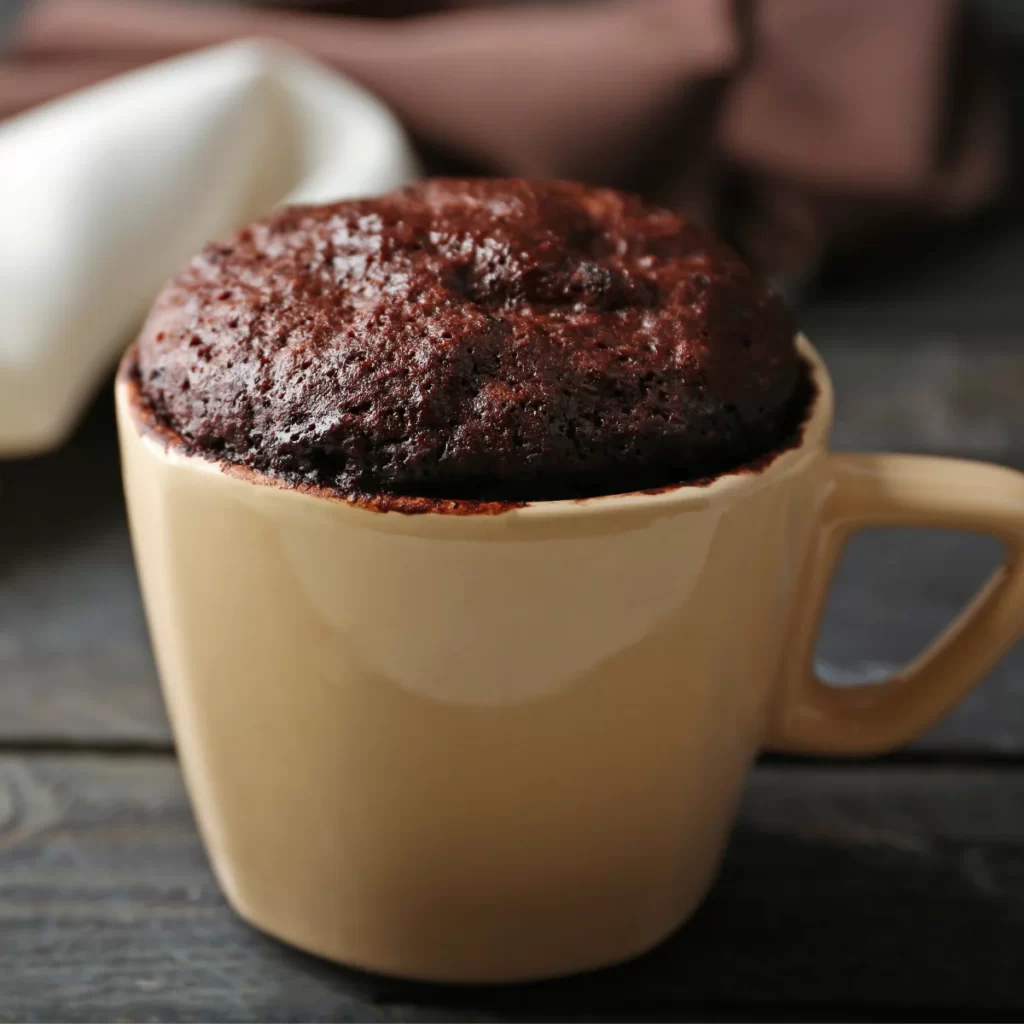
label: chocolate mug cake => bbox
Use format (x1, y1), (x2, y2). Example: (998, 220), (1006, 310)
(135, 178), (811, 504)
(118, 178), (1024, 983)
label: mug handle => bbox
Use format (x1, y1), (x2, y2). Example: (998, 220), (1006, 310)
(768, 453), (1024, 756)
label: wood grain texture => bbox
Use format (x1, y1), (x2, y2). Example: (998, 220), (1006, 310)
(1, 754), (1023, 1021)
(0, 397), (168, 745)
(2, 335), (1023, 750)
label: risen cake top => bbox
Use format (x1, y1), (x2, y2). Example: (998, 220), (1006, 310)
(137, 178), (809, 502)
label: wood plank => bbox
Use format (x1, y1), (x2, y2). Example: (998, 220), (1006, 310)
(0, 397), (169, 745)
(802, 216), (1024, 337)
(812, 334), (1024, 753)
(2, 754), (1024, 1020)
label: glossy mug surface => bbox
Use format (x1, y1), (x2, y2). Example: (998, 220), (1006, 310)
(116, 335), (1024, 983)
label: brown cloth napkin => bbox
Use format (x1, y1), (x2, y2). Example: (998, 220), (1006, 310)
(3, 0), (1008, 282)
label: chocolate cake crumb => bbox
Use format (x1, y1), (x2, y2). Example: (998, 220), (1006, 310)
(138, 179), (810, 502)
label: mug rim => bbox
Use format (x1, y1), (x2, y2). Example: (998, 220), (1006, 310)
(116, 333), (833, 522)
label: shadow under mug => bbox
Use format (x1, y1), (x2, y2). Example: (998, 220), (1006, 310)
(116, 335), (1024, 983)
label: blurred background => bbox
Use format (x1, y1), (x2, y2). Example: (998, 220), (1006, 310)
(3, 0), (1023, 288)
(0, 1), (1022, 745)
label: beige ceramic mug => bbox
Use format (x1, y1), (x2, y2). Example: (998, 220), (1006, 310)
(116, 334), (1024, 984)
